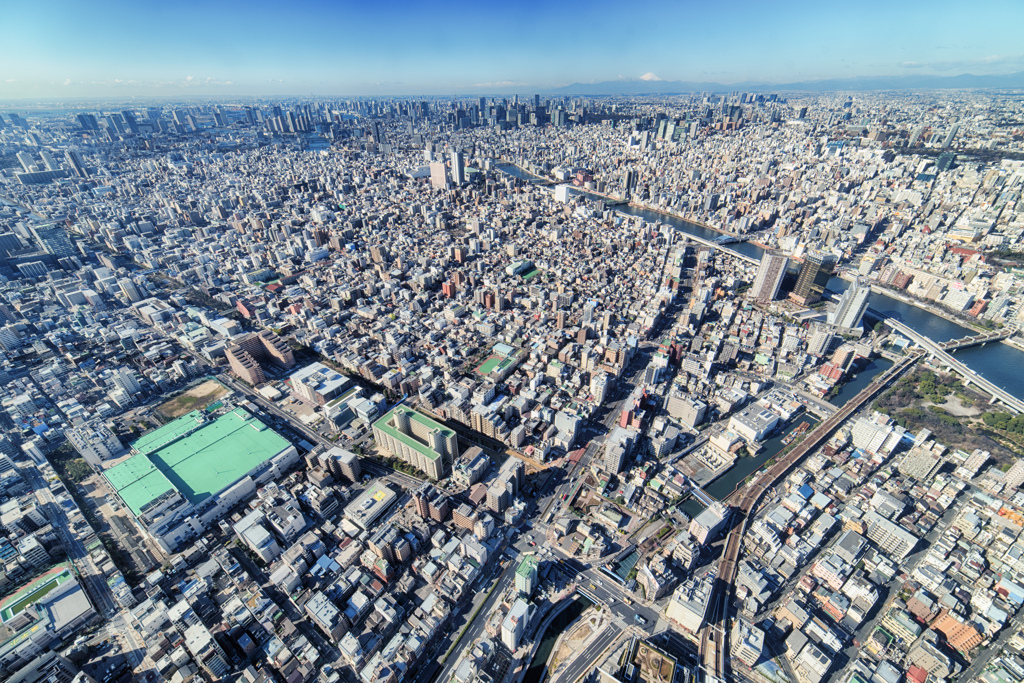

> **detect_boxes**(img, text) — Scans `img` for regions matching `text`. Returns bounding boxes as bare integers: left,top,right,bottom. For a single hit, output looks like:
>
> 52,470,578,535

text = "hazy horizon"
4,0,1024,100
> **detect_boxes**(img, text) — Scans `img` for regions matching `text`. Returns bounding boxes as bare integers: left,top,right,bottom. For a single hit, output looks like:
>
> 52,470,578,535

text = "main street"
20,461,118,617
421,551,520,683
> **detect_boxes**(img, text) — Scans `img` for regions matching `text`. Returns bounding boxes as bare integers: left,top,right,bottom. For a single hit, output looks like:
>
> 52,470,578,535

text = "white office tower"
941,124,959,149
829,278,871,329
429,161,448,190
118,278,143,303
16,152,35,173
807,325,835,357
749,253,788,302
590,372,613,404
450,150,465,185
111,367,143,396
40,150,60,171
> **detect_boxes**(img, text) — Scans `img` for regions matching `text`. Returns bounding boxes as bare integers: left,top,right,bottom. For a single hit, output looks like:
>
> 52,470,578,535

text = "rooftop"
343,481,398,530
373,405,453,461
516,555,538,579
105,408,290,515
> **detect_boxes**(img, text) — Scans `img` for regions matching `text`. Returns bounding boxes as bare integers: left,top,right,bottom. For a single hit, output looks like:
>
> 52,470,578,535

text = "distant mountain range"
546,71,1024,95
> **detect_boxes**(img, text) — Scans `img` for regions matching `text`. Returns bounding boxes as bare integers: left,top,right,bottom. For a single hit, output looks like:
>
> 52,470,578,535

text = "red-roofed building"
967,300,987,318
237,298,257,318
818,363,844,381
906,665,928,683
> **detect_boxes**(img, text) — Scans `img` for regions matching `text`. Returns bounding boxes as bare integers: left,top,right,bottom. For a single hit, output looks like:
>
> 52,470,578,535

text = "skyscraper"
429,161,448,190
807,324,835,357
16,152,34,173
64,150,88,178
450,150,465,185
29,224,76,259
749,253,789,302
39,150,60,171
118,278,143,303
790,251,837,304
941,124,959,149
121,110,139,134
829,277,871,329
76,113,99,130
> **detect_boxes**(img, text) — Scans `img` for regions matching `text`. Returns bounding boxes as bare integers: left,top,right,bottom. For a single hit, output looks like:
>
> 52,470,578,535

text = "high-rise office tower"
790,251,837,304
749,253,789,302
429,161,448,190
64,150,88,178
807,324,835,357
121,110,139,133
16,152,34,173
39,150,60,171
105,115,126,135
450,150,465,185
829,277,871,329
118,278,143,303
515,555,538,596
941,124,959,149
30,224,77,259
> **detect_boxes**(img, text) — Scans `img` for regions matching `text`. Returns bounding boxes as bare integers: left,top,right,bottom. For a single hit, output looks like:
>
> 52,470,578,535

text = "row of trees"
982,411,1024,434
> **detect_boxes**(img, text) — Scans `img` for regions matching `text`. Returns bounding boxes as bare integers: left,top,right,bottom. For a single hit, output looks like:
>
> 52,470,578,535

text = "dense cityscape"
0,88,1023,683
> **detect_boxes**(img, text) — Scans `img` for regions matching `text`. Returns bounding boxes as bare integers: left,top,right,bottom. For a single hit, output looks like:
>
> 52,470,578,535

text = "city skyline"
4,0,1024,99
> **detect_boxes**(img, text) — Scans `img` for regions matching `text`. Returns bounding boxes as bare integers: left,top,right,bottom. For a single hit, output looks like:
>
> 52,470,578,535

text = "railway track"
696,353,919,681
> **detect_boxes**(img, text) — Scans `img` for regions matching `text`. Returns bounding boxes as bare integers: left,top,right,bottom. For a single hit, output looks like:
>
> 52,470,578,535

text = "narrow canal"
522,596,595,683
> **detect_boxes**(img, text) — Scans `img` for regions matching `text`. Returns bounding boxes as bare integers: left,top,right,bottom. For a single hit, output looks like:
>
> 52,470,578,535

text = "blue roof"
797,484,814,500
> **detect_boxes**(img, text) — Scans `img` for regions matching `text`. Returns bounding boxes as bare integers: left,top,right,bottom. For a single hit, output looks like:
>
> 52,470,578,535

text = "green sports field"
476,355,503,375
0,567,72,622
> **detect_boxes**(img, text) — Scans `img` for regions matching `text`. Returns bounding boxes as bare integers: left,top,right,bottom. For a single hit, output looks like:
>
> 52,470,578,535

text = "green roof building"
515,555,538,596
104,409,297,553
372,406,457,480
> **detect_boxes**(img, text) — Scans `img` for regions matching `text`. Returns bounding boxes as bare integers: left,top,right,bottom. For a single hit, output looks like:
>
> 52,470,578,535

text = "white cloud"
469,80,526,88
640,72,662,81
63,78,72,86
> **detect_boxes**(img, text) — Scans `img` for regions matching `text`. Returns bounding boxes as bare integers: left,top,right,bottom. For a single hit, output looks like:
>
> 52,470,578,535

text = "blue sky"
3,0,1024,99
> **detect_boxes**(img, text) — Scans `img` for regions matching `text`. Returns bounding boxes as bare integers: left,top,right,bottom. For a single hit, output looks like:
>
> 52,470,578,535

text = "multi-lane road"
549,622,622,683
421,520,558,683
21,462,118,617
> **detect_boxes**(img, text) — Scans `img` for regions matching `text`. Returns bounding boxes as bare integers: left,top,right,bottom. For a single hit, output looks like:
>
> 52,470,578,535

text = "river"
495,162,1024,401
